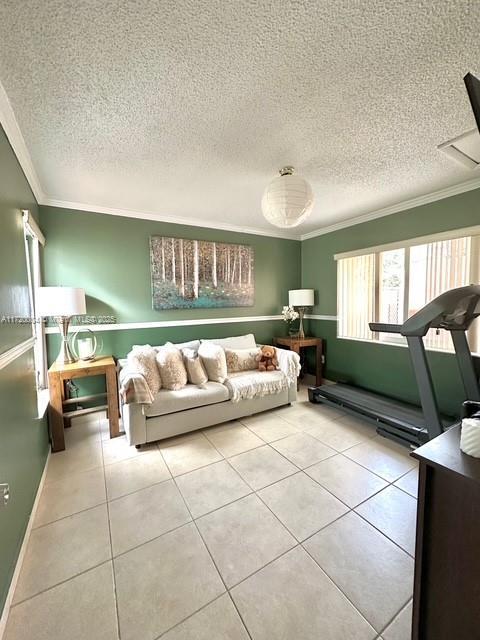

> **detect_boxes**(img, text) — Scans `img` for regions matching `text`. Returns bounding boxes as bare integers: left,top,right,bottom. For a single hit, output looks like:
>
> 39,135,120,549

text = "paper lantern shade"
262,168,314,228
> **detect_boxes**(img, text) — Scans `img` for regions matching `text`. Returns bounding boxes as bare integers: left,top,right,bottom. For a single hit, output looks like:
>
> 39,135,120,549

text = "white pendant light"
261,166,314,228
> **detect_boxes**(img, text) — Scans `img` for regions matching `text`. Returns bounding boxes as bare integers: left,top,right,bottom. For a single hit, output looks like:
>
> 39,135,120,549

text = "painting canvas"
150,236,254,309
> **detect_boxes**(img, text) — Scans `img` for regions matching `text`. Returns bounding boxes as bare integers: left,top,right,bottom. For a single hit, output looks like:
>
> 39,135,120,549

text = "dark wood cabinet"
411,426,480,640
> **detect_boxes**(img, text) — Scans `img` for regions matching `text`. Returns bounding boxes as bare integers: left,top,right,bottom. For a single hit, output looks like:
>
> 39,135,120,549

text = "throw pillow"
156,346,188,390
127,346,161,394
225,347,261,373
182,348,208,385
198,342,228,383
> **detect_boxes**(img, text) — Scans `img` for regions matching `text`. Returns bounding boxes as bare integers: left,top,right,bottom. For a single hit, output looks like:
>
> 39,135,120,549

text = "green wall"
40,206,301,393
302,188,480,417
0,126,49,615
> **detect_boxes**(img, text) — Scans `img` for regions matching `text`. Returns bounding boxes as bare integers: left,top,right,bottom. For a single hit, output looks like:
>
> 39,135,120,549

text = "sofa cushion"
201,333,256,350
144,381,230,417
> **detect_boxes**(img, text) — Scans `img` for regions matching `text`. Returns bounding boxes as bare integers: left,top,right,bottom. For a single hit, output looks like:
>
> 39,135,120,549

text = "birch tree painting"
150,236,254,309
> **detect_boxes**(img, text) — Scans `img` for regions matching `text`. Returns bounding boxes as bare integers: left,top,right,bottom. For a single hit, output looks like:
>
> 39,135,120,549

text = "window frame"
22,210,48,399
335,226,480,355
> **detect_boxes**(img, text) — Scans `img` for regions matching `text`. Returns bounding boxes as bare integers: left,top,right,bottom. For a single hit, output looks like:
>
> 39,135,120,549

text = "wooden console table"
411,426,480,639
273,336,323,386
48,356,120,452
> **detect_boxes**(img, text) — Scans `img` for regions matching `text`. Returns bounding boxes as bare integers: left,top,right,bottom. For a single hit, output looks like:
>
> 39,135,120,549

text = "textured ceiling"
0,0,479,237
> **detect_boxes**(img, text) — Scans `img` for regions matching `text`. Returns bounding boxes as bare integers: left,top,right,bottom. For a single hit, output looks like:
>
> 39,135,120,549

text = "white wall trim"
300,177,480,241
0,337,35,371
0,81,44,203
333,225,480,260
0,450,50,640
40,198,300,241
306,314,337,321
44,315,285,334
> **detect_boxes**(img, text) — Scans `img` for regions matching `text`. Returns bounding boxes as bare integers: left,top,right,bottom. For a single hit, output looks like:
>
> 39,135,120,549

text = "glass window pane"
378,248,405,343
408,237,471,352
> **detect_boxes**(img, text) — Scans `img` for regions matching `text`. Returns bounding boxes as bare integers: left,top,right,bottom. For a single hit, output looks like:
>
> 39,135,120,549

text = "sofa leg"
135,444,142,450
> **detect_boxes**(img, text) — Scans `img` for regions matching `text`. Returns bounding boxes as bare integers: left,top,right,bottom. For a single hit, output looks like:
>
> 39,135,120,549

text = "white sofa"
118,334,300,447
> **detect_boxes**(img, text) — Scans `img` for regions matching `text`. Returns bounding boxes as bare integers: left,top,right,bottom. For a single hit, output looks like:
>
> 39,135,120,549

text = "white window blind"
410,237,471,351
337,232,476,352
338,253,376,340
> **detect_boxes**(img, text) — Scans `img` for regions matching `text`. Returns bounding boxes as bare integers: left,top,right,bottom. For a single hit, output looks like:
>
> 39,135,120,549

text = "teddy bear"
255,345,279,372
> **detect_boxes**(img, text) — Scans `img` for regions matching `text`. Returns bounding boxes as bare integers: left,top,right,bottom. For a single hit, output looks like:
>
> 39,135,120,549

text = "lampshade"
36,287,86,317
289,289,314,307
262,167,314,228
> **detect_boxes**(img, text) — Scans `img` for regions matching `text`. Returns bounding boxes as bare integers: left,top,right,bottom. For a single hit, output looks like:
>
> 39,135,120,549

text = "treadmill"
309,285,480,448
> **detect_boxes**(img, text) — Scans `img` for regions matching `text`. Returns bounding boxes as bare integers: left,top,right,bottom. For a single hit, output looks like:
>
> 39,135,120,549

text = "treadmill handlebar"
369,322,403,333
370,286,480,337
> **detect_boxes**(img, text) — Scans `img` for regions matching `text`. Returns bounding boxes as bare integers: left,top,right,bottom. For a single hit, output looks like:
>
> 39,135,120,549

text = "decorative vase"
460,418,480,458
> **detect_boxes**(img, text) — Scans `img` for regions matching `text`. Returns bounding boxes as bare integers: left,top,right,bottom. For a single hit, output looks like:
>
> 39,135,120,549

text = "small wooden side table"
273,336,323,386
48,356,120,452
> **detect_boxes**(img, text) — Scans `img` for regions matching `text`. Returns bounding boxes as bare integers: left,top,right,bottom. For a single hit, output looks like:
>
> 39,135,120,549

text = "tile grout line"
100,425,122,640
157,447,254,640
32,498,108,531
10,559,114,609
15,403,415,637
204,414,417,623
301,542,379,636
153,593,227,640
375,597,413,638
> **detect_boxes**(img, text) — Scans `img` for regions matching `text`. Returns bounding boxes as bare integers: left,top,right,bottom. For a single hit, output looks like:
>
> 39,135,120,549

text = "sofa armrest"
122,403,147,446
118,361,155,405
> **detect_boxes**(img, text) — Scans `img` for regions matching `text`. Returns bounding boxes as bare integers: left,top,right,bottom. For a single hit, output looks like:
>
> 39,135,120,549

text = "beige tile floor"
5,385,417,640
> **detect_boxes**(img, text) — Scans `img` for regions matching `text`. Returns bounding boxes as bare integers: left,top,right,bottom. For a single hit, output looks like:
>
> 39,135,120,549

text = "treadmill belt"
314,383,452,432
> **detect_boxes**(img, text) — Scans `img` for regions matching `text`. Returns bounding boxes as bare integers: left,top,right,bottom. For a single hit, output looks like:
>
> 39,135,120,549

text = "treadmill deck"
309,383,453,446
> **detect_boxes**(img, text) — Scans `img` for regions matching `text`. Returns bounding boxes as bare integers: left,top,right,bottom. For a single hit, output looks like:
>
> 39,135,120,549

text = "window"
336,229,479,353
23,211,47,396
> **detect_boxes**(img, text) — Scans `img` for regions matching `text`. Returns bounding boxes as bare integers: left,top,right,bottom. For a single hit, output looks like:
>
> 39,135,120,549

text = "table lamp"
36,287,86,364
288,289,314,339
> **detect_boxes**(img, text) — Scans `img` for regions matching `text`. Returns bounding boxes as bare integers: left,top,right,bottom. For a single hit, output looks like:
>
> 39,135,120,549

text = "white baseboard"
0,450,50,640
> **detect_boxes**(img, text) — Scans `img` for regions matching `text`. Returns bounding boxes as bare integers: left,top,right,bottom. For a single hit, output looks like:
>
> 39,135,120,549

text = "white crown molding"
305,314,337,321
0,81,44,203
44,315,284,334
40,197,301,241
0,337,35,371
300,177,480,241
3,77,479,243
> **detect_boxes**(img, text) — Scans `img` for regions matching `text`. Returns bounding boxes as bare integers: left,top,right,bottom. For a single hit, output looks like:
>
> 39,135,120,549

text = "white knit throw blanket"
226,349,301,402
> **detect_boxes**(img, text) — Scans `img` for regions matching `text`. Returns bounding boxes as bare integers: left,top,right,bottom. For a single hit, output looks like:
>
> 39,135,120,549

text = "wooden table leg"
316,341,323,386
48,372,65,452
105,365,120,438
61,380,72,428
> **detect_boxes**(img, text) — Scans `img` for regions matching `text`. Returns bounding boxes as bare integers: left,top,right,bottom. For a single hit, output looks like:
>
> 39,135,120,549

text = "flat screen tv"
464,72,480,133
